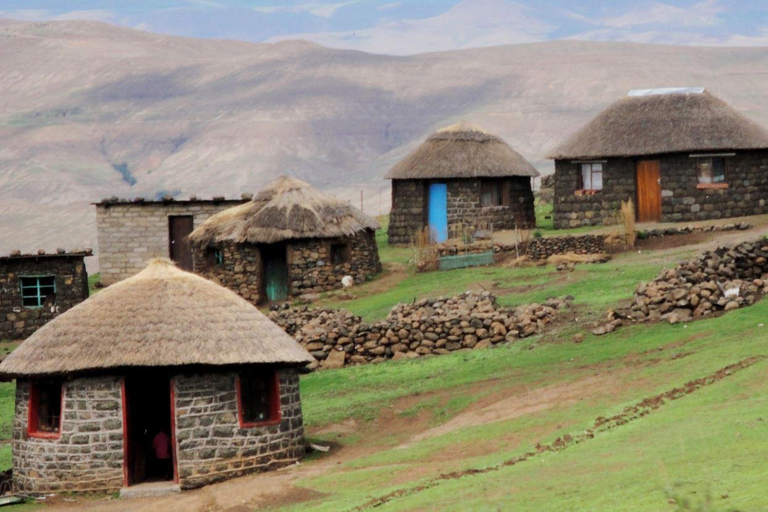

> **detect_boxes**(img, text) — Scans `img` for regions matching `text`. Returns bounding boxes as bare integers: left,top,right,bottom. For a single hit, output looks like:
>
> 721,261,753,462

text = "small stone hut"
189,176,382,304
0,250,90,340
95,196,247,285
0,259,314,494
386,122,539,245
548,88,768,228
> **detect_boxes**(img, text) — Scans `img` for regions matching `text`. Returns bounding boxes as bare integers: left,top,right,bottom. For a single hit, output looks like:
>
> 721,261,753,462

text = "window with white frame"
696,157,726,185
580,163,603,191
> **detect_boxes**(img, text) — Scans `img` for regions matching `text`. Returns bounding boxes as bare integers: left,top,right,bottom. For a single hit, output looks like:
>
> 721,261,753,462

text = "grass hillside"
280,224,768,511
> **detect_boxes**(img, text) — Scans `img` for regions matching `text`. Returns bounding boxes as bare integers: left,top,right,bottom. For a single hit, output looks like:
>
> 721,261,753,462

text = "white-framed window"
580,163,603,191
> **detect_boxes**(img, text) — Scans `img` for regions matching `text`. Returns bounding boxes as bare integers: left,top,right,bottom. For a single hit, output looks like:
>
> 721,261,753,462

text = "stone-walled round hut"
386,122,539,246
0,259,314,495
189,176,382,304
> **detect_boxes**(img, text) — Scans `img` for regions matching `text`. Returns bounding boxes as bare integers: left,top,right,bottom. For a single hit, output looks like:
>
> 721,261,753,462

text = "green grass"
88,272,101,296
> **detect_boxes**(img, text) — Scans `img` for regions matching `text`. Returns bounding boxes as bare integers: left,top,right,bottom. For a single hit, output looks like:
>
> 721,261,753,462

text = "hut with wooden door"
548,88,768,228
386,122,539,246
0,259,314,495
189,176,382,304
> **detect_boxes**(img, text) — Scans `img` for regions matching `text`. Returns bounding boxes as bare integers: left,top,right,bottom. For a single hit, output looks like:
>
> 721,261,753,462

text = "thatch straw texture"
189,176,380,246
0,259,314,377
548,91,768,159
385,122,539,180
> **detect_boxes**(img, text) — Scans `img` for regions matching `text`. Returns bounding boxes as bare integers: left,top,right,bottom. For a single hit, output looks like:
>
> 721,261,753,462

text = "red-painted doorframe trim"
170,377,179,484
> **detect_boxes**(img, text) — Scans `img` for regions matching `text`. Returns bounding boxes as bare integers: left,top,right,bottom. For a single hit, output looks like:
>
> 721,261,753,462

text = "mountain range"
2,19,768,265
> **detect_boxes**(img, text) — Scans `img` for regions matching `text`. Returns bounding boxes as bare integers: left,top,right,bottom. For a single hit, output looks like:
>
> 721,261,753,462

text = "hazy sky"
2,0,768,54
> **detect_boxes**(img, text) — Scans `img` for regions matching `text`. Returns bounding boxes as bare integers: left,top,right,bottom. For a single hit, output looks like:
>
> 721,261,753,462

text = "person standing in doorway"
152,429,172,480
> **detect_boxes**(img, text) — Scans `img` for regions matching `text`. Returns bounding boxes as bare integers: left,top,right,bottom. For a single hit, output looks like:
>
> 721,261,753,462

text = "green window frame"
20,276,56,308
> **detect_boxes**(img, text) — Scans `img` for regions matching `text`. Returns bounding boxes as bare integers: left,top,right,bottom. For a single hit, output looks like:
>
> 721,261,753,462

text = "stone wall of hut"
96,200,243,285
12,377,124,494
553,151,768,229
388,178,535,246
193,231,381,305
174,368,305,489
0,255,88,340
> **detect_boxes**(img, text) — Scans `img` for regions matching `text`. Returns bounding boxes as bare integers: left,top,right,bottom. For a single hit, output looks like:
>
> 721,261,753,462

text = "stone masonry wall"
96,200,243,285
0,255,89,340
193,232,382,305
289,231,382,298
389,178,536,246
13,377,124,494
174,368,305,489
553,151,768,229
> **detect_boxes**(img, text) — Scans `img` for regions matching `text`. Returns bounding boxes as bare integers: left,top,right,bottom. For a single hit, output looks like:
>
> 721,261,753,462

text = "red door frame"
122,377,179,487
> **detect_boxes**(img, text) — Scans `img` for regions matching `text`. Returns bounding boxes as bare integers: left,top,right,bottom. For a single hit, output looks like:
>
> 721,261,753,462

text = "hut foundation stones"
0,251,90,340
268,292,571,367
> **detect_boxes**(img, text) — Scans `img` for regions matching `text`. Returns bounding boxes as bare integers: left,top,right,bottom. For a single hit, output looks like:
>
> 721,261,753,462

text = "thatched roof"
0,259,314,377
549,89,768,160
385,122,539,180
189,175,380,246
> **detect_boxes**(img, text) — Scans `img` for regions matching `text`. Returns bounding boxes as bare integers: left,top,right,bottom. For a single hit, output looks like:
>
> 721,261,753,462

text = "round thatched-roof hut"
0,259,313,495
385,122,539,245
189,175,382,304
548,88,768,228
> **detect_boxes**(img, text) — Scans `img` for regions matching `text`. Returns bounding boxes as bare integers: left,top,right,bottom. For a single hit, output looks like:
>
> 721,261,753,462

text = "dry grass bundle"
414,227,438,272
620,199,636,249
0,259,314,377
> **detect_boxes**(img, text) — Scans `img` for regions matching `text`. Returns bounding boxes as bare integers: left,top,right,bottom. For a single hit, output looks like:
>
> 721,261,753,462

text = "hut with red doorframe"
0,259,313,495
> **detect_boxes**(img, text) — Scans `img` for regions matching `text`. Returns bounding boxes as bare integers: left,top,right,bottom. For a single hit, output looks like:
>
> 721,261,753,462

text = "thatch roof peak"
0,259,314,377
386,122,539,180
189,175,380,246
548,90,768,160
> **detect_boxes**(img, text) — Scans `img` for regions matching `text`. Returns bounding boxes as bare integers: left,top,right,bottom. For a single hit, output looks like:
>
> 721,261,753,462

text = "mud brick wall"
193,243,262,304
173,368,305,489
389,178,536,246
289,232,382,297
12,377,124,494
553,151,768,229
388,180,426,246
0,255,88,340
96,200,243,285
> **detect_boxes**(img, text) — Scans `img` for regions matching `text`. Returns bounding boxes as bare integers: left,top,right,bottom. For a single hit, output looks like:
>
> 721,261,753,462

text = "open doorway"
262,243,289,302
123,374,175,486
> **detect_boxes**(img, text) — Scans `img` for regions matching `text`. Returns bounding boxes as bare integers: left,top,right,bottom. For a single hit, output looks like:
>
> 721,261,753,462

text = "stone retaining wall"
435,235,607,263
13,377,124,494
0,253,89,340
269,292,569,368
174,369,305,489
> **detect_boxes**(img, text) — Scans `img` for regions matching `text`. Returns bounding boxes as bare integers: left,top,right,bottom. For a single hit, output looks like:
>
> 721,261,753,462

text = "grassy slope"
284,224,768,511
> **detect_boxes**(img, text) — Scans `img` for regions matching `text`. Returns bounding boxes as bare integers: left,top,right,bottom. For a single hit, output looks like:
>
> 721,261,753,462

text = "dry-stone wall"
12,377,124,494
596,237,768,334
269,292,570,368
174,369,305,489
435,235,607,262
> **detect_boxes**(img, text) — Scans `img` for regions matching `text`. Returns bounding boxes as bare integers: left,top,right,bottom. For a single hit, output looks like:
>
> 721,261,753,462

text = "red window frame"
236,371,281,428
28,381,64,439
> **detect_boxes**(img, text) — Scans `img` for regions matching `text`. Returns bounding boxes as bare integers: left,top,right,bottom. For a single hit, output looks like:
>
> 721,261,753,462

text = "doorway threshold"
119,481,181,499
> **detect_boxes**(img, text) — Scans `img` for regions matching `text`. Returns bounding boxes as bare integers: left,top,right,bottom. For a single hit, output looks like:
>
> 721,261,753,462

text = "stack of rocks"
268,292,570,369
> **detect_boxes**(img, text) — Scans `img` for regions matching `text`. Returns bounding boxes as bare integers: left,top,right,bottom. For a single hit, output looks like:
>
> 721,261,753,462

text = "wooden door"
262,244,289,302
428,183,448,243
636,160,661,222
168,216,194,271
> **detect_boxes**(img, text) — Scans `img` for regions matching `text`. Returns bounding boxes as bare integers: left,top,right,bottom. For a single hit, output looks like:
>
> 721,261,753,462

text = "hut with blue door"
386,122,539,246
189,176,382,304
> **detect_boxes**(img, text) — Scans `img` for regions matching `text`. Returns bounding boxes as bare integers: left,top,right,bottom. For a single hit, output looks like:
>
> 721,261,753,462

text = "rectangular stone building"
549,88,768,228
95,197,246,285
0,250,90,340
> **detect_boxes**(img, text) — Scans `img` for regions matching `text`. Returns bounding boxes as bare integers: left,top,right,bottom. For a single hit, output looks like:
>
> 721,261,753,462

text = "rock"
322,349,346,369
724,301,740,311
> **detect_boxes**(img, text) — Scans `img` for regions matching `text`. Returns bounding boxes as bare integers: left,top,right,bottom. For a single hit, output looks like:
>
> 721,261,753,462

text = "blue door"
428,183,448,243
